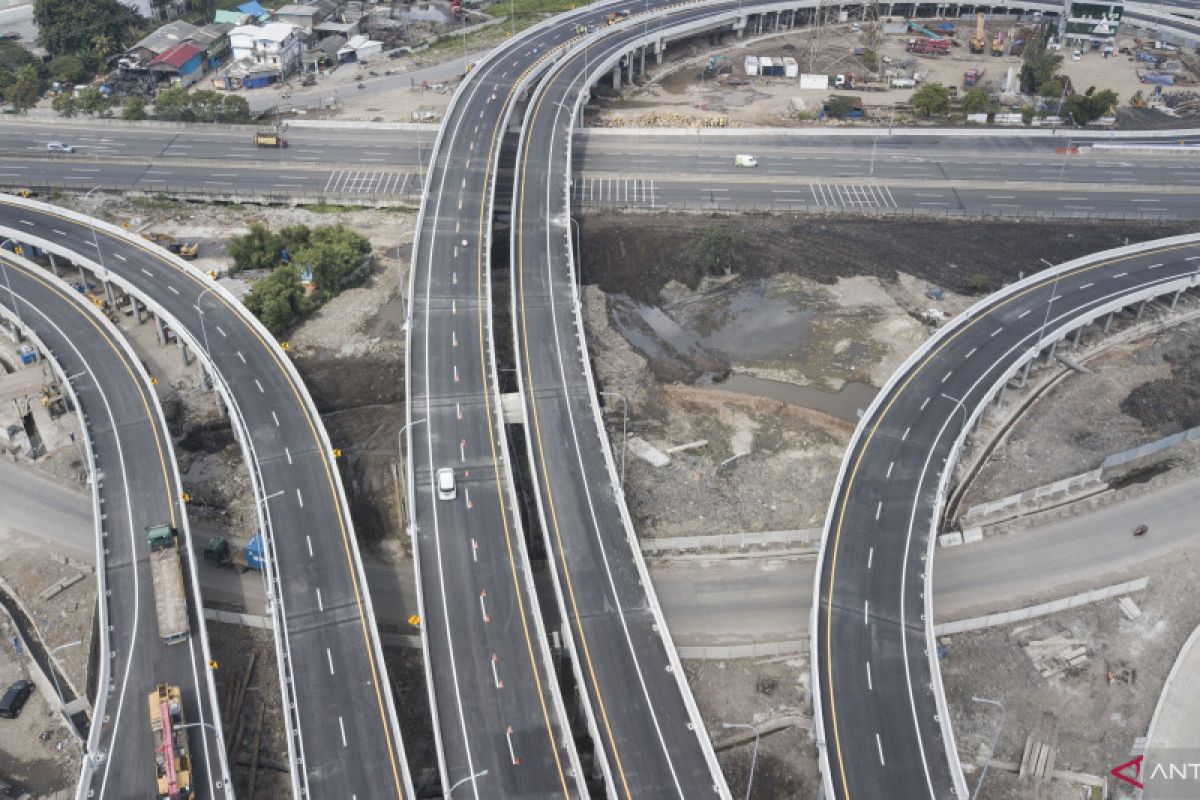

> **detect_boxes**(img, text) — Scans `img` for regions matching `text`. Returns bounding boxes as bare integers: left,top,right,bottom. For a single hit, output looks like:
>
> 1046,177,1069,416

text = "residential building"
337,34,382,64
189,23,233,69
129,20,199,62
229,22,305,76
274,4,325,30
149,42,205,86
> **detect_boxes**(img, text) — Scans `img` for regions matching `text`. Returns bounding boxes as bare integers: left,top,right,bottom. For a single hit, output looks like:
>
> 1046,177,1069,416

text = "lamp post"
445,768,488,797
598,391,627,489
1035,257,1062,348
47,640,83,713
0,239,21,325
722,722,761,800
971,696,1006,800
398,417,427,535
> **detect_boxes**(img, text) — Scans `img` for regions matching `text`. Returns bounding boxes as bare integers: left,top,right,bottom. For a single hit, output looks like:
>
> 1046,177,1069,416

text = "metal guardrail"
1102,424,1200,470
573,200,1200,220
0,252,232,798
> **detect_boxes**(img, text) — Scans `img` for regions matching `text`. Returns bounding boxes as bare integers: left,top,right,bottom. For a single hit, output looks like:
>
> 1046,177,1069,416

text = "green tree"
961,88,990,115
228,223,284,273
75,86,109,115
0,42,38,73
51,92,77,117
33,0,142,58
279,224,311,252
90,32,116,60
47,54,86,86
824,94,860,118
216,94,250,123
1019,24,1063,94
1063,87,1119,125
690,227,742,276
242,266,311,334
293,225,372,300
121,96,147,120
7,65,42,111
1038,78,1064,100
911,83,950,117
153,85,192,120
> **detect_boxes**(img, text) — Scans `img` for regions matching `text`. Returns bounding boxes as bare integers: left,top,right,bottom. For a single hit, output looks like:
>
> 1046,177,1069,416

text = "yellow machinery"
969,12,986,54
148,684,193,800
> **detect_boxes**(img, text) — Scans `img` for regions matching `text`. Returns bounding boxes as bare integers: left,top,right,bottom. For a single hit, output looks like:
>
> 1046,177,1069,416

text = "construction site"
590,5,1200,127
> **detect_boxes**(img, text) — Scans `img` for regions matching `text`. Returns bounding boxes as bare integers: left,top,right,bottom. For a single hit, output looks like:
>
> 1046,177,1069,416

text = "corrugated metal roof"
150,42,203,69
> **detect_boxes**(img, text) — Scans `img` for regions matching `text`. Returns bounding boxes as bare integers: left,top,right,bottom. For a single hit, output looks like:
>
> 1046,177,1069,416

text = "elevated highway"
0,251,228,798
0,196,413,800
814,233,1200,798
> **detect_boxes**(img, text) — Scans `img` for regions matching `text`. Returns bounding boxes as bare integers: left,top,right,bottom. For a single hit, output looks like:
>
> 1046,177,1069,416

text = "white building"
337,34,382,63
229,22,305,75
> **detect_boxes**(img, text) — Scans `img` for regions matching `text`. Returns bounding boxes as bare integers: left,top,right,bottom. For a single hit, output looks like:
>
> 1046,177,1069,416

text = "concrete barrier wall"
934,577,1149,636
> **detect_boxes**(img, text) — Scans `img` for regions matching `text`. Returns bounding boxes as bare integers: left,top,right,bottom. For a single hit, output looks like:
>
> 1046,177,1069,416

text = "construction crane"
148,684,193,800
969,12,986,55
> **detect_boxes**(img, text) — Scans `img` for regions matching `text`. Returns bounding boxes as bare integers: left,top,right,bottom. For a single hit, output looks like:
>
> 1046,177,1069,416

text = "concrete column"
655,41,664,63
1044,340,1058,364
639,45,645,76
154,315,166,346
133,298,144,324
626,51,633,85
103,281,116,308
774,11,780,31
736,21,744,38
612,65,621,90
1019,358,1033,387
1103,311,1114,333
1171,289,1182,310
179,341,191,367
1136,299,1147,321
995,385,1006,407
215,391,227,418
1072,326,1083,348
48,252,60,277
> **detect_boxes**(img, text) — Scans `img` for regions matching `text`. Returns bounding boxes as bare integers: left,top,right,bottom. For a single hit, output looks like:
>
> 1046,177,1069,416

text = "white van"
734,154,758,168
46,141,74,153
436,468,456,501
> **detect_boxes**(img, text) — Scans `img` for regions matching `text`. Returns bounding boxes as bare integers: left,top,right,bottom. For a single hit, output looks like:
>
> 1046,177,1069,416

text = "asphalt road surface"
0,256,226,799
816,238,1200,800
0,199,414,800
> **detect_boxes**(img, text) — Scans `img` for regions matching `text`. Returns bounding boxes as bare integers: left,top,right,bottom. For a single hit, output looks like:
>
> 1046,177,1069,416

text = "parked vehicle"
204,535,265,572
0,680,33,719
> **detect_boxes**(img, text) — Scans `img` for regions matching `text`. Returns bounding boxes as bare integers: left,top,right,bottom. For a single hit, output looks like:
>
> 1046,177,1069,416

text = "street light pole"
0,241,21,325
971,696,1006,800
598,391,627,489
398,417,427,536
1035,257,1062,348
445,768,488,797
722,722,761,800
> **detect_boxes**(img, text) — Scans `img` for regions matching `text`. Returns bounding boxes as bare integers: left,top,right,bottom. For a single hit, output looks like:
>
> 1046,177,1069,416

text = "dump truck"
203,535,265,573
254,131,287,148
147,525,190,645
148,684,193,800
166,241,199,260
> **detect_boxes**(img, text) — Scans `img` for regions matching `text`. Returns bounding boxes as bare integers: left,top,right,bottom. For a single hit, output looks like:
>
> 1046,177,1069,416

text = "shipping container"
782,57,799,78
743,55,759,76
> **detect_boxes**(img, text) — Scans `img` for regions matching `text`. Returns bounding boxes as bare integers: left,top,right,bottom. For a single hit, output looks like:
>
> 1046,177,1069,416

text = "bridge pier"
154,314,167,346
639,45,645,75
611,64,621,90
1043,340,1057,364
1072,325,1083,348
132,297,144,324
1018,357,1033,387
1171,289,1183,310
626,50,633,85
1102,311,1115,333
103,281,117,309
47,252,60,278
1136,298,1148,321
178,339,192,366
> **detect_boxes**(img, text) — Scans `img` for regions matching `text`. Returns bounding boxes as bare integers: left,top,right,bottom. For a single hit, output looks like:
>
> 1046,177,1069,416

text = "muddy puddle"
610,277,879,418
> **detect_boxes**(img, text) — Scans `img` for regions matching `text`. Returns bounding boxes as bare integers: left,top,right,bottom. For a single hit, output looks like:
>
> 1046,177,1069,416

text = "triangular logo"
1111,754,1144,789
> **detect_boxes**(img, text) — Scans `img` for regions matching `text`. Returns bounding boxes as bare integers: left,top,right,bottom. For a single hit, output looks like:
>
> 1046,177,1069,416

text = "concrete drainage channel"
0,581,89,740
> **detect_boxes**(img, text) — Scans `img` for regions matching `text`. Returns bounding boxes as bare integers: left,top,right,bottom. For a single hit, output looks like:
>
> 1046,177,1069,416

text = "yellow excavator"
969,12,986,54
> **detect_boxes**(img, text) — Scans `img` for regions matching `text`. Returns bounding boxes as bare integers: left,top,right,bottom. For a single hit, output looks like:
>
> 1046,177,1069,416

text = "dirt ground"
959,316,1200,510
944,545,1200,800
594,21,1173,127
0,545,88,799
689,656,815,799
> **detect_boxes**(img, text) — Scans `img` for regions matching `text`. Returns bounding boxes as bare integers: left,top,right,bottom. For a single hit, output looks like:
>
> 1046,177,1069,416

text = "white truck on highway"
147,524,190,646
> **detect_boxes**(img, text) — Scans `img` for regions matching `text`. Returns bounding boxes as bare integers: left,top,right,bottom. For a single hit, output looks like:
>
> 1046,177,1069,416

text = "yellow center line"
0,201,410,800
822,241,1196,798
3,257,178,529
516,60,634,800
